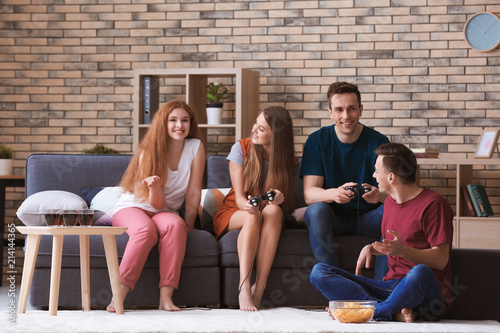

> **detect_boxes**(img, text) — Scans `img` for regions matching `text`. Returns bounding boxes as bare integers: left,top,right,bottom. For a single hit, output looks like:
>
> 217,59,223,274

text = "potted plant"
0,144,14,175
83,144,119,154
205,82,230,124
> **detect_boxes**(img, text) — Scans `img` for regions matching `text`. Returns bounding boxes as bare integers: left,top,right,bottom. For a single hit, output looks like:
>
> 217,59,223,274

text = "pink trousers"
112,207,188,291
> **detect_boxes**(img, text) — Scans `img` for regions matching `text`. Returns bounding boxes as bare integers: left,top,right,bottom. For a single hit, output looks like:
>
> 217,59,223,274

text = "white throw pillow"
16,190,88,226
90,186,123,213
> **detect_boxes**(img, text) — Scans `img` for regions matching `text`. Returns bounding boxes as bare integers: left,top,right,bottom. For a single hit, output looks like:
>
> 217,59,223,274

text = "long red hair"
119,100,198,201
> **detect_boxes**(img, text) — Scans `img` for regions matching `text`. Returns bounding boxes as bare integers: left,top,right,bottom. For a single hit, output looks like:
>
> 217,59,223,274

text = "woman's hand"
269,188,284,206
142,175,161,188
244,195,261,215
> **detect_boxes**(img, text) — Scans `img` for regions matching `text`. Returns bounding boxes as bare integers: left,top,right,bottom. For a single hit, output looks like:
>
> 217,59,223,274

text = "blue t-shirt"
300,124,390,216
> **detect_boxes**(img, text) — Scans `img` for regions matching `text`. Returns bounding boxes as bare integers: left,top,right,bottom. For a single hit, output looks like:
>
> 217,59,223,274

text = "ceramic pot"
206,103,223,124
0,159,13,175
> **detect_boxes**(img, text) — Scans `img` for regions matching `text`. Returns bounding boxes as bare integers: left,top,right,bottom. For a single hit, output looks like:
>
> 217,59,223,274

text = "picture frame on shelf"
474,130,500,159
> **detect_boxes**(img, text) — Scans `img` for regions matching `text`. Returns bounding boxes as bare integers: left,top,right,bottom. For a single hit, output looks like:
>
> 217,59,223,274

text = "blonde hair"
119,100,198,201
243,106,295,214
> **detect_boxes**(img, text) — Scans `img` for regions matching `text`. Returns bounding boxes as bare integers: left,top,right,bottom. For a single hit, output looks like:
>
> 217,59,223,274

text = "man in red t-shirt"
310,143,454,322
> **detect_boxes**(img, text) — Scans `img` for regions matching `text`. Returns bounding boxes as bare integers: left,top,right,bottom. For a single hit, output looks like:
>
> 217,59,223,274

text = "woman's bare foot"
251,284,265,309
395,308,415,322
107,284,130,313
239,287,258,311
159,286,181,311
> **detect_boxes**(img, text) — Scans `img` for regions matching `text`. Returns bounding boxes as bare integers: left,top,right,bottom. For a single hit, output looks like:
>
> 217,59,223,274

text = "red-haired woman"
213,106,297,311
107,100,205,312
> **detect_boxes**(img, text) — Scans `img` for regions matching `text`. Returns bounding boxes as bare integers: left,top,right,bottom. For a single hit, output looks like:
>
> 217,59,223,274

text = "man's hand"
361,184,381,204
355,244,374,276
334,182,358,204
372,230,404,257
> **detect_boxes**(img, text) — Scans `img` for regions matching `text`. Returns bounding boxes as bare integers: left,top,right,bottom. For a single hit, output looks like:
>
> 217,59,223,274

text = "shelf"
418,158,500,250
133,68,260,151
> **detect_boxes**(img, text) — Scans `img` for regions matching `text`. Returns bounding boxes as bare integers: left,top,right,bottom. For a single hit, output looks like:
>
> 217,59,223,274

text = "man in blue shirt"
300,82,390,279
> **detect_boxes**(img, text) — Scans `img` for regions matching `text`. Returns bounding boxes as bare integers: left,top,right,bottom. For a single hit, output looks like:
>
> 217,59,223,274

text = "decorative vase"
206,103,223,125
0,159,13,175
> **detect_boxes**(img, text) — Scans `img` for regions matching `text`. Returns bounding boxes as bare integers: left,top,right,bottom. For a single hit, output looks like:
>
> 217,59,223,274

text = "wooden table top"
16,226,127,236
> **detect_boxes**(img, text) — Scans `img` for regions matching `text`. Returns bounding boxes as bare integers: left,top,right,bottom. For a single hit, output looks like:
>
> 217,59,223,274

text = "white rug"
3,308,500,333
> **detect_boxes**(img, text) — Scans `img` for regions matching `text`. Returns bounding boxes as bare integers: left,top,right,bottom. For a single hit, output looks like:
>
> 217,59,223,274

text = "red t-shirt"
382,188,454,308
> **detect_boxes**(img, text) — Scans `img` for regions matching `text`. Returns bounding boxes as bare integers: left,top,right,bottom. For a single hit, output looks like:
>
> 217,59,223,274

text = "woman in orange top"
213,106,297,311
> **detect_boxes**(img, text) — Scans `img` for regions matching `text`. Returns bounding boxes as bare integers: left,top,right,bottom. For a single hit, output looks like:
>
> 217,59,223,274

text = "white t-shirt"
113,138,201,215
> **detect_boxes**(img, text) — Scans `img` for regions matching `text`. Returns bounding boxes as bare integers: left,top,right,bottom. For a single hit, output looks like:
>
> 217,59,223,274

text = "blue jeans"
310,263,445,321
304,202,388,280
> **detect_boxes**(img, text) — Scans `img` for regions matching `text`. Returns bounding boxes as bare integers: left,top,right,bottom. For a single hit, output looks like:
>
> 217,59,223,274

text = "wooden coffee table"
16,226,127,316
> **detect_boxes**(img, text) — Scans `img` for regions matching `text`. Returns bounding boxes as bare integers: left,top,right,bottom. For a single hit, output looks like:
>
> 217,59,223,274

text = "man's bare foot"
251,284,265,309
326,306,335,320
107,284,130,313
395,308,414,323
159,286,181,311
239,287,258,311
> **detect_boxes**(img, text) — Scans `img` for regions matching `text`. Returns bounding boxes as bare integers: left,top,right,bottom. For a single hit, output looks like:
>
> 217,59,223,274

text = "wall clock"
464,12,500,52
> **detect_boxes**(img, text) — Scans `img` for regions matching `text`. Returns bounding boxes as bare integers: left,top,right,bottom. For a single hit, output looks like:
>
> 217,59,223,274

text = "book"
411,148,439,154
460,185,476,217
414,152,439,158
466,184,493,217
472,185,494,217
466,184,484,217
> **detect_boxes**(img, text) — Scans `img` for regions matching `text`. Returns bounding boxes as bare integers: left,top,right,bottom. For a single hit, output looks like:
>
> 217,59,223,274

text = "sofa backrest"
205,154,307,209
25,154,132,198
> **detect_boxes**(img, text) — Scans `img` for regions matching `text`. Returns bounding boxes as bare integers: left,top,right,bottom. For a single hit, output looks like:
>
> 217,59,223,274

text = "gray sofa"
23,153,500,322
25,154,220,309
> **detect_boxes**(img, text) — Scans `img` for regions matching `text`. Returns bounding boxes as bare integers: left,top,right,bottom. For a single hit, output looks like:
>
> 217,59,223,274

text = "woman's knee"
155,213,188,237
262,204,283,222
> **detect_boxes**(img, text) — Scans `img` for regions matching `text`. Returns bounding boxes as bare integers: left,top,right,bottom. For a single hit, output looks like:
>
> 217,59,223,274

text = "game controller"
345,186,371,197
250,191,276,207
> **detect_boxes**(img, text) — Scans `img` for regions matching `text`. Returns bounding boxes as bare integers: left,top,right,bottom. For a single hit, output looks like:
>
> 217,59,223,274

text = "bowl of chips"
329,300,376,323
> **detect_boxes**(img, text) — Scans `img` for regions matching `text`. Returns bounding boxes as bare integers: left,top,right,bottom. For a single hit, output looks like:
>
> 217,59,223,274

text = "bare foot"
159,286,181,311
326,306,335,320
159,299,180,311
395,308,415,323
107,284,130,313
251,284,265,309
239,287,258,311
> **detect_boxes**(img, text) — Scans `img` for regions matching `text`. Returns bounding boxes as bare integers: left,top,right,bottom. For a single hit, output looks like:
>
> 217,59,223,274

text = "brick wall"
1,1,500,261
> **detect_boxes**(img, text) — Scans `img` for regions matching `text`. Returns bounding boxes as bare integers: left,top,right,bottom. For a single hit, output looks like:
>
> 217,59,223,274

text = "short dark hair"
327,82,361,109
375,143,418,184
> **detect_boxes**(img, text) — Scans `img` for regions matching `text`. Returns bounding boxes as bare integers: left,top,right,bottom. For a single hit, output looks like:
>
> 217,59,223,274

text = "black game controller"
345,186,371,197
250,191,276,207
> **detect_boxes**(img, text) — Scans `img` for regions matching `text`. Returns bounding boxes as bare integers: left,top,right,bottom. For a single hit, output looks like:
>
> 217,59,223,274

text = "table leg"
79,235,90,312
102,234,124,315
48,235,63,316
18,235,41,314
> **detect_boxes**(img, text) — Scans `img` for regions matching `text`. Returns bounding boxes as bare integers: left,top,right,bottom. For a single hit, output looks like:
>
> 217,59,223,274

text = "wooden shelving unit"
418,158,500,250
133,68,260,151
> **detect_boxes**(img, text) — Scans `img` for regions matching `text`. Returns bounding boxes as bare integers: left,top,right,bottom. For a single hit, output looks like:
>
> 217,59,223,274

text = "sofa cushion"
34,229,220,269
89,186,122,212
219,229,377,272
81,186,104,206
16,190,88,226
198,188,231,235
